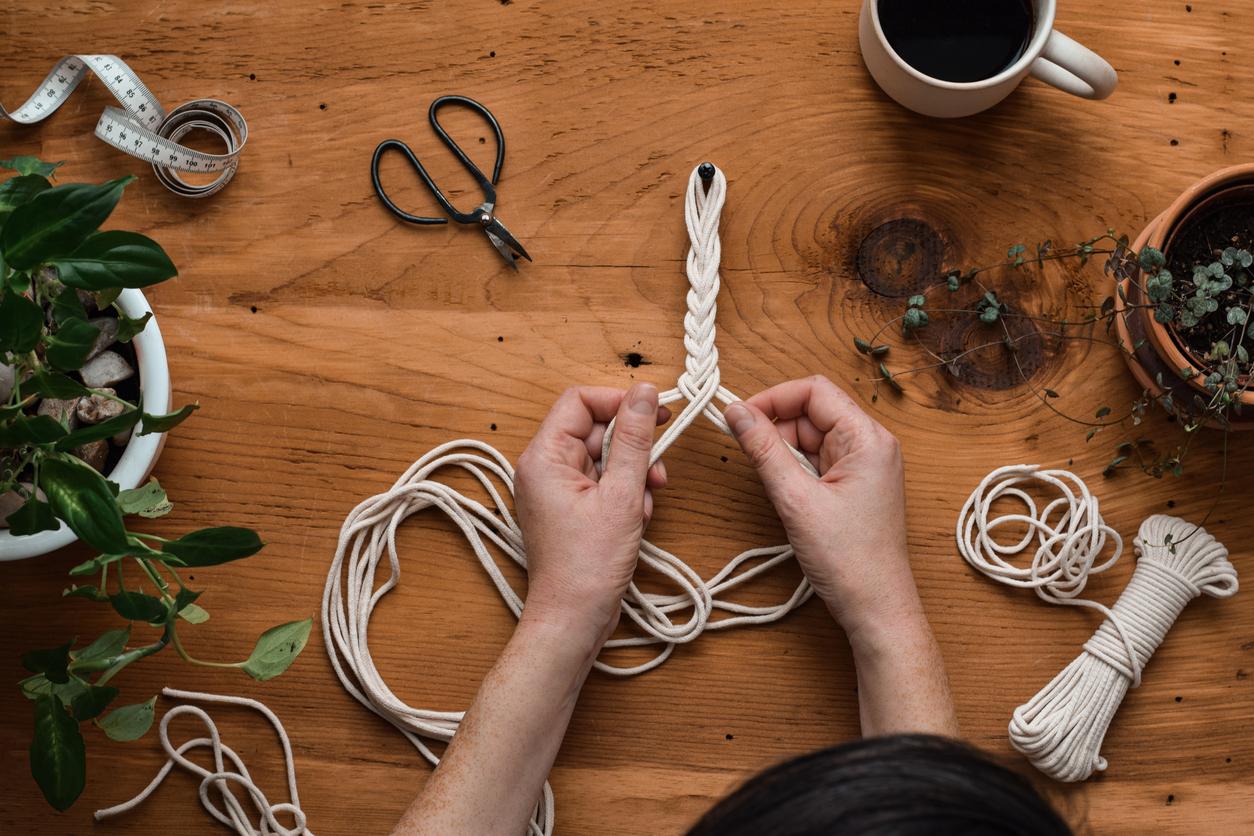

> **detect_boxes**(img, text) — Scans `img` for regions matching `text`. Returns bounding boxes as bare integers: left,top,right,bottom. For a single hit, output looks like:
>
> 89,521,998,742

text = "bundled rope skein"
322,163,816,835
957,464,1239,781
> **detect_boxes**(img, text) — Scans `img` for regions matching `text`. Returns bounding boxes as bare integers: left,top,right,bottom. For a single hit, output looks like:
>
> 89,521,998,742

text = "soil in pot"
1164,188,1254,377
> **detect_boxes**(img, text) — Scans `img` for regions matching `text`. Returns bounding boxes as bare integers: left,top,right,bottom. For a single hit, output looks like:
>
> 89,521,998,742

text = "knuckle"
613,422,654,454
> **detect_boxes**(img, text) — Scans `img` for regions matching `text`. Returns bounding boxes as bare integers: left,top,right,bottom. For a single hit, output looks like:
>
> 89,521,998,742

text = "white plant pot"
0,288,171,561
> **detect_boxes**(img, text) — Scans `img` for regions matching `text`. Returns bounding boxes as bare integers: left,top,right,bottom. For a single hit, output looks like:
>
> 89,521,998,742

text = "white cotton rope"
957,464,1239,782
95,687,312,836
322,163,817,836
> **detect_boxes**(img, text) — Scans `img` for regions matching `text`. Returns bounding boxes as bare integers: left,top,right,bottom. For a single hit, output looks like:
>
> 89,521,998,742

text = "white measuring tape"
1,55,248,198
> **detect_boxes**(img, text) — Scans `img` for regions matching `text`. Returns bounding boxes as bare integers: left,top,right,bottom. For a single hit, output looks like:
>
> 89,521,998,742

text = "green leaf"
95,696,156,742
1095,406,1112,419
30,695,85,811
27,369,89,400
1043,389,1060,398
1139,246,1166,271
241,619,312,681
70,684,118,721
2,177,133,270
116,479,173,518
0,288,44,353
6,496,59,535
49,286,87,326
44,317,100,371
0,415,69,446
174,587,209,624
109,590,166,623
39,457,129,554
162,526,264,567
138,403,199,436
1227,307,1248,326
853,337,871,354
0,156,63,177
946,274,960,291
21,641,72,684
114,311,152,343
74,628,130,663
62,584,108,602
0,174,51,226
50,231,177,291
53,407,140,451
979,306,1000,323
878,363,903,394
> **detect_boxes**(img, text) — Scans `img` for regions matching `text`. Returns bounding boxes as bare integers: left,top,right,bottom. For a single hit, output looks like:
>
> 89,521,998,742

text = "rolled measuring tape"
0,55,247,198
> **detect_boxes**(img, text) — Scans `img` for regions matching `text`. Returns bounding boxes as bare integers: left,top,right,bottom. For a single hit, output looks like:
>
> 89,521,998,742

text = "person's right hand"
722,376,923,645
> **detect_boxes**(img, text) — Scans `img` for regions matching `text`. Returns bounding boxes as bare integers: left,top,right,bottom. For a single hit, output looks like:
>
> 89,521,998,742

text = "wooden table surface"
2,1,1252,833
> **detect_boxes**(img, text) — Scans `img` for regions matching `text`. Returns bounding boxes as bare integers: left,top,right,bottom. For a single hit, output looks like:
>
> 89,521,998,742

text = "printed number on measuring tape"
1,55,248,198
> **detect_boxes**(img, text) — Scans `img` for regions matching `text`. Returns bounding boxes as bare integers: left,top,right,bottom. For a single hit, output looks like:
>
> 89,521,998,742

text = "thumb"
602,383,658,495
724,401,812,507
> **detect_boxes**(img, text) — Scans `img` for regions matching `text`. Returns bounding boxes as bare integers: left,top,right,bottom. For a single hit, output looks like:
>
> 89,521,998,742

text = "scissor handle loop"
369,95,505,226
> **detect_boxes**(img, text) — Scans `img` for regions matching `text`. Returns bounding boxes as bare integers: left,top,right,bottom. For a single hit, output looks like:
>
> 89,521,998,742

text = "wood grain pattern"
1,1,1252,833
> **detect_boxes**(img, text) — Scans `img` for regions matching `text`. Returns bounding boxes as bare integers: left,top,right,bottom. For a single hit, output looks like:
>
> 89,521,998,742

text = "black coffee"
877,0,1035,83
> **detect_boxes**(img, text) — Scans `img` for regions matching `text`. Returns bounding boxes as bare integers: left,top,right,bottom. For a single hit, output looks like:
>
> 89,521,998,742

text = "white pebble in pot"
79,350,134,389
77,389,125,425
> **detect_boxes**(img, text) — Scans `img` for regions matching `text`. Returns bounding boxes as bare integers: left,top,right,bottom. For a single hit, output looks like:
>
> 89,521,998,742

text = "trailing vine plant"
850,230,1250,483
0,157,312,811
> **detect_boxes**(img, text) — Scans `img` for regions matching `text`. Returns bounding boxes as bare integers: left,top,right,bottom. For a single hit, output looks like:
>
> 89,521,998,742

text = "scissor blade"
484,228,521,270
484,216,532,264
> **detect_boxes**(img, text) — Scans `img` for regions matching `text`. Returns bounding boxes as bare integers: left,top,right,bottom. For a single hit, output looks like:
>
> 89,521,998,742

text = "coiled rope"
95,687,311,835
957,464,1239,781
322,163,815,835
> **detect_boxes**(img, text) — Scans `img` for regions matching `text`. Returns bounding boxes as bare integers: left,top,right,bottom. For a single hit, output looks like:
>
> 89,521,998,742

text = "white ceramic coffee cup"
859,0,1117,118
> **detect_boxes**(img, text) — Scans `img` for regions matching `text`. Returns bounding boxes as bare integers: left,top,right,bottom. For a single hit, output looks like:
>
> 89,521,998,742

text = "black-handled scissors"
370,95,531,269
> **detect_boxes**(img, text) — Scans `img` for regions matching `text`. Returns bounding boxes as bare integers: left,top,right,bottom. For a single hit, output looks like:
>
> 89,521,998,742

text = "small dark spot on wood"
1168,92,1178,103
1237,669,1248,679
250,305,258,314
1227,757,1233,763
479,137,487,144
1167,499,1176,508
720,455,728,463
724,733,734,741
1166,794,1175,805
499,0,512,5
1170,139,1179,146
1185,3,1191,10
249,73,256,81
319,103,327,110
489,50,497,58
490,423,497,431
1024,434,1039,442
1174,695,1183,703
1174,59,1181,66
622,352,649,368
497,335,504,342
1067,458,1074,466
189,575,196,581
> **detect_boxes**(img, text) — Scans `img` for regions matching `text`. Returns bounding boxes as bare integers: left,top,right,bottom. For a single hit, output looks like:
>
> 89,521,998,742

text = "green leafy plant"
850,231,1248,484
1,158,312,811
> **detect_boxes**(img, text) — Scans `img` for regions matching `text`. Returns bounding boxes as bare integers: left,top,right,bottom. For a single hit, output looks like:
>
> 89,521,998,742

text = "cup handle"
1029,30,1117,100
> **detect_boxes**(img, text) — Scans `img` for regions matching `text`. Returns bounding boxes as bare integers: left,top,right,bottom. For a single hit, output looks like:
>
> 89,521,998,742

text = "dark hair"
687,734,1072,836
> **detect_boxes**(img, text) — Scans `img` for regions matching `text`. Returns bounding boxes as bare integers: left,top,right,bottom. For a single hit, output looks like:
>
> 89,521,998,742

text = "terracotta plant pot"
0,289,172,561
1114,163,1254,428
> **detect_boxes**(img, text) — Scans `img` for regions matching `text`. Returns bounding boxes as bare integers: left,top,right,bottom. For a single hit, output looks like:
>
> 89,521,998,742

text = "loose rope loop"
956,465,1239,781
323,163,815,835
95,688,312,835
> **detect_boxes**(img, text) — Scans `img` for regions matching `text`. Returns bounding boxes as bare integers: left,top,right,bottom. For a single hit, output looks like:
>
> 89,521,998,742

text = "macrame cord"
95,687,312,835
321,163,815,835
957,464,1238,782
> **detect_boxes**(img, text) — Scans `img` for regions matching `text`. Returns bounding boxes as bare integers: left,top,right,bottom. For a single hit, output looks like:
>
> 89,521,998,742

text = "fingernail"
629,383,657,415
725,402,755,436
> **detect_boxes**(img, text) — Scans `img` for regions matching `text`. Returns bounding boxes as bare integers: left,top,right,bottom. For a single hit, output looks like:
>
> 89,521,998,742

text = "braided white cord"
95,688,311,835
323,164,815,835
957,465,1239,781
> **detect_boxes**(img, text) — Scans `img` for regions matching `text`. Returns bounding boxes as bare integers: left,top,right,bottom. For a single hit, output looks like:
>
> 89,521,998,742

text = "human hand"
514,384,669,645
722,376,923,647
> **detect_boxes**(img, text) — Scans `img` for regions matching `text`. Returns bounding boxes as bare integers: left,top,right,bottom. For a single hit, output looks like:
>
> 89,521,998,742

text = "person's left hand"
514,384,669,644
